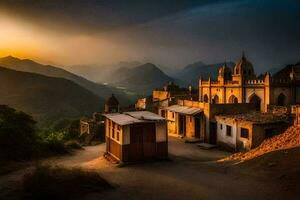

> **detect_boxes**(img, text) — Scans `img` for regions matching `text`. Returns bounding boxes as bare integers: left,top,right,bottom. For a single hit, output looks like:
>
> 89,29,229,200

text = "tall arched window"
212,95,219,104
203,94,209,103
229,95,238,104
277,93,286,106
249,94,261,111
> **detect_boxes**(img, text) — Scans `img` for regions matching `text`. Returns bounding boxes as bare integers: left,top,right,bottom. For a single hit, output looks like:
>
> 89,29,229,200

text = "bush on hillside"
0,105,82,161
0,105,37,160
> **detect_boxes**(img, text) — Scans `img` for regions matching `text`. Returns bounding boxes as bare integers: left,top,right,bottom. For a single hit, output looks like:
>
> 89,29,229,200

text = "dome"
234,53,255,77
106,94,119,106
218,63,232,80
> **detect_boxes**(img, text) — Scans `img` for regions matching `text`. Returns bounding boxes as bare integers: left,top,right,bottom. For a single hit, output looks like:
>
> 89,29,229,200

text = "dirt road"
0,137,298,200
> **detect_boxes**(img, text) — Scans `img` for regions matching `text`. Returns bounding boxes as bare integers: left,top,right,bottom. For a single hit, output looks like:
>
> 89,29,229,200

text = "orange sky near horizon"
0,12,141,67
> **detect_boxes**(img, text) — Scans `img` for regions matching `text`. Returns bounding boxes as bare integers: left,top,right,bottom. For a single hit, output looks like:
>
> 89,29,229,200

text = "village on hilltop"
80,53,300,163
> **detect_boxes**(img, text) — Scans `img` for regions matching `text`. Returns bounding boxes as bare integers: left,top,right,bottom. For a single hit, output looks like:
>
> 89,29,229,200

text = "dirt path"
0,138,298,200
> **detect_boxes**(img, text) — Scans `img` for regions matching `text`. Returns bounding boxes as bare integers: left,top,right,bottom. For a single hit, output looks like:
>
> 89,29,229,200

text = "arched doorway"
212,95,219,104
277,93,286,106
203,94,209,103
249,94,261,111
229,95,238,104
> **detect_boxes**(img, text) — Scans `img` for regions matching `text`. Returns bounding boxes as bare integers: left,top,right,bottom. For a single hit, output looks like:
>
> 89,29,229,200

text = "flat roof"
215,112,288,124
103,111,165,126
165,105,203,115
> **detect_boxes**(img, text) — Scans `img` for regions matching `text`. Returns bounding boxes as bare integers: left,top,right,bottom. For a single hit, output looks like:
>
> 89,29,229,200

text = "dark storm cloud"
0,0,228,33
0,0,299,72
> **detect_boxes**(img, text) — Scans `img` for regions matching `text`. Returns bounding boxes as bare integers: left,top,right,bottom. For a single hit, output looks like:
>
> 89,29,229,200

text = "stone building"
80,112,104,143
153,81,195,102
199,54,300,112
215,112,290,151
104,94,120,113
162,99,257,143
135,81,196,113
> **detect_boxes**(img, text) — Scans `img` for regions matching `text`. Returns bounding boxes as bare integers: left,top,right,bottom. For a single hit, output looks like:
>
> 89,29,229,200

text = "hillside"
0,66,103,127
112,63,175,94
175,61,235,86
0,56,133,105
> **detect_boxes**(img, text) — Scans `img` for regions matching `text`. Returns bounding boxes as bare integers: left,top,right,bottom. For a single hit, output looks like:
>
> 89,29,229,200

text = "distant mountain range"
0,56,134,105
65,61,142,83
174,61,235,86
110,63,175,95
0,66,102,127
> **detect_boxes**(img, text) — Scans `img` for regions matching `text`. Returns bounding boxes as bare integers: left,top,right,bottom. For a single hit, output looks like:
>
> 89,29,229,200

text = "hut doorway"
179,114,186,136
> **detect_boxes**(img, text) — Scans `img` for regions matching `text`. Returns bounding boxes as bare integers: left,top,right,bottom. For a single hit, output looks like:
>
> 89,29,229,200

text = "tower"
232,52,255,83
104,94,120,113
217,62,232,84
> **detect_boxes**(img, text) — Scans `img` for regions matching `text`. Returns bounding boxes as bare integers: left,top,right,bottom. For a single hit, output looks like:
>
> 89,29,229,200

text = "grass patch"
22,165,112,200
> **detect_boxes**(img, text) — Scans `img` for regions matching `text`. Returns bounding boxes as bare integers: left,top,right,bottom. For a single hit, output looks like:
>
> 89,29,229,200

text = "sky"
0,0,299,73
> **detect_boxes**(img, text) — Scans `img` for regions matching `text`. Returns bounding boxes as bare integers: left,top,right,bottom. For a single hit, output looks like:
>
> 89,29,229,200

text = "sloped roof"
106,94,119,106
125,111,165,121
165,105,203,115
103,111,165,125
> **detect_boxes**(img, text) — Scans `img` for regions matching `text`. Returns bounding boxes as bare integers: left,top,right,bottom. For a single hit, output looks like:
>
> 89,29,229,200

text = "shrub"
22,165,112,200
64,140,82,149
41,132,66,154
0,105,37,160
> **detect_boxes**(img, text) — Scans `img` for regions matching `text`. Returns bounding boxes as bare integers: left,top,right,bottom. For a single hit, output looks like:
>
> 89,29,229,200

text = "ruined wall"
153,90,169,101
166,110,177,135
185,115,195,138
210,103,256,120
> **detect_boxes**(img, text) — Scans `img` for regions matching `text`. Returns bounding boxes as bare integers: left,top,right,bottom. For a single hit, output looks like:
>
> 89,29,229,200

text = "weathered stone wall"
210,103,256,120
153,90,169,101
185,115,195,138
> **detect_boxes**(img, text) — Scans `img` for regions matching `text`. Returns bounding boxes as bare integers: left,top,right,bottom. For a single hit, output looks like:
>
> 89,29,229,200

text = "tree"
0,105,37,160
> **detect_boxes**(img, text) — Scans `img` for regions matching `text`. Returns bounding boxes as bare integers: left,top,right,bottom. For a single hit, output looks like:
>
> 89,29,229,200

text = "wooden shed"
103,111,168,162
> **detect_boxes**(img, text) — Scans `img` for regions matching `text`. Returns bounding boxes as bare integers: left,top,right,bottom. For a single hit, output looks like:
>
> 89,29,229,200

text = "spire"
290,66,296,80
242,51,246,60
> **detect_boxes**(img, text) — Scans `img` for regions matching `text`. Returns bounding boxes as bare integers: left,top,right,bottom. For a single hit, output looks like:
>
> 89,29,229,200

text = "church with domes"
199,53,300,112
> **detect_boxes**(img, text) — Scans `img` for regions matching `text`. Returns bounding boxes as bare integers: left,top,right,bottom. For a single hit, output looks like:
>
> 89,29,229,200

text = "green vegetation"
0,105,82,162
0,105,37,160
22,165,112,200
0,66,103,128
